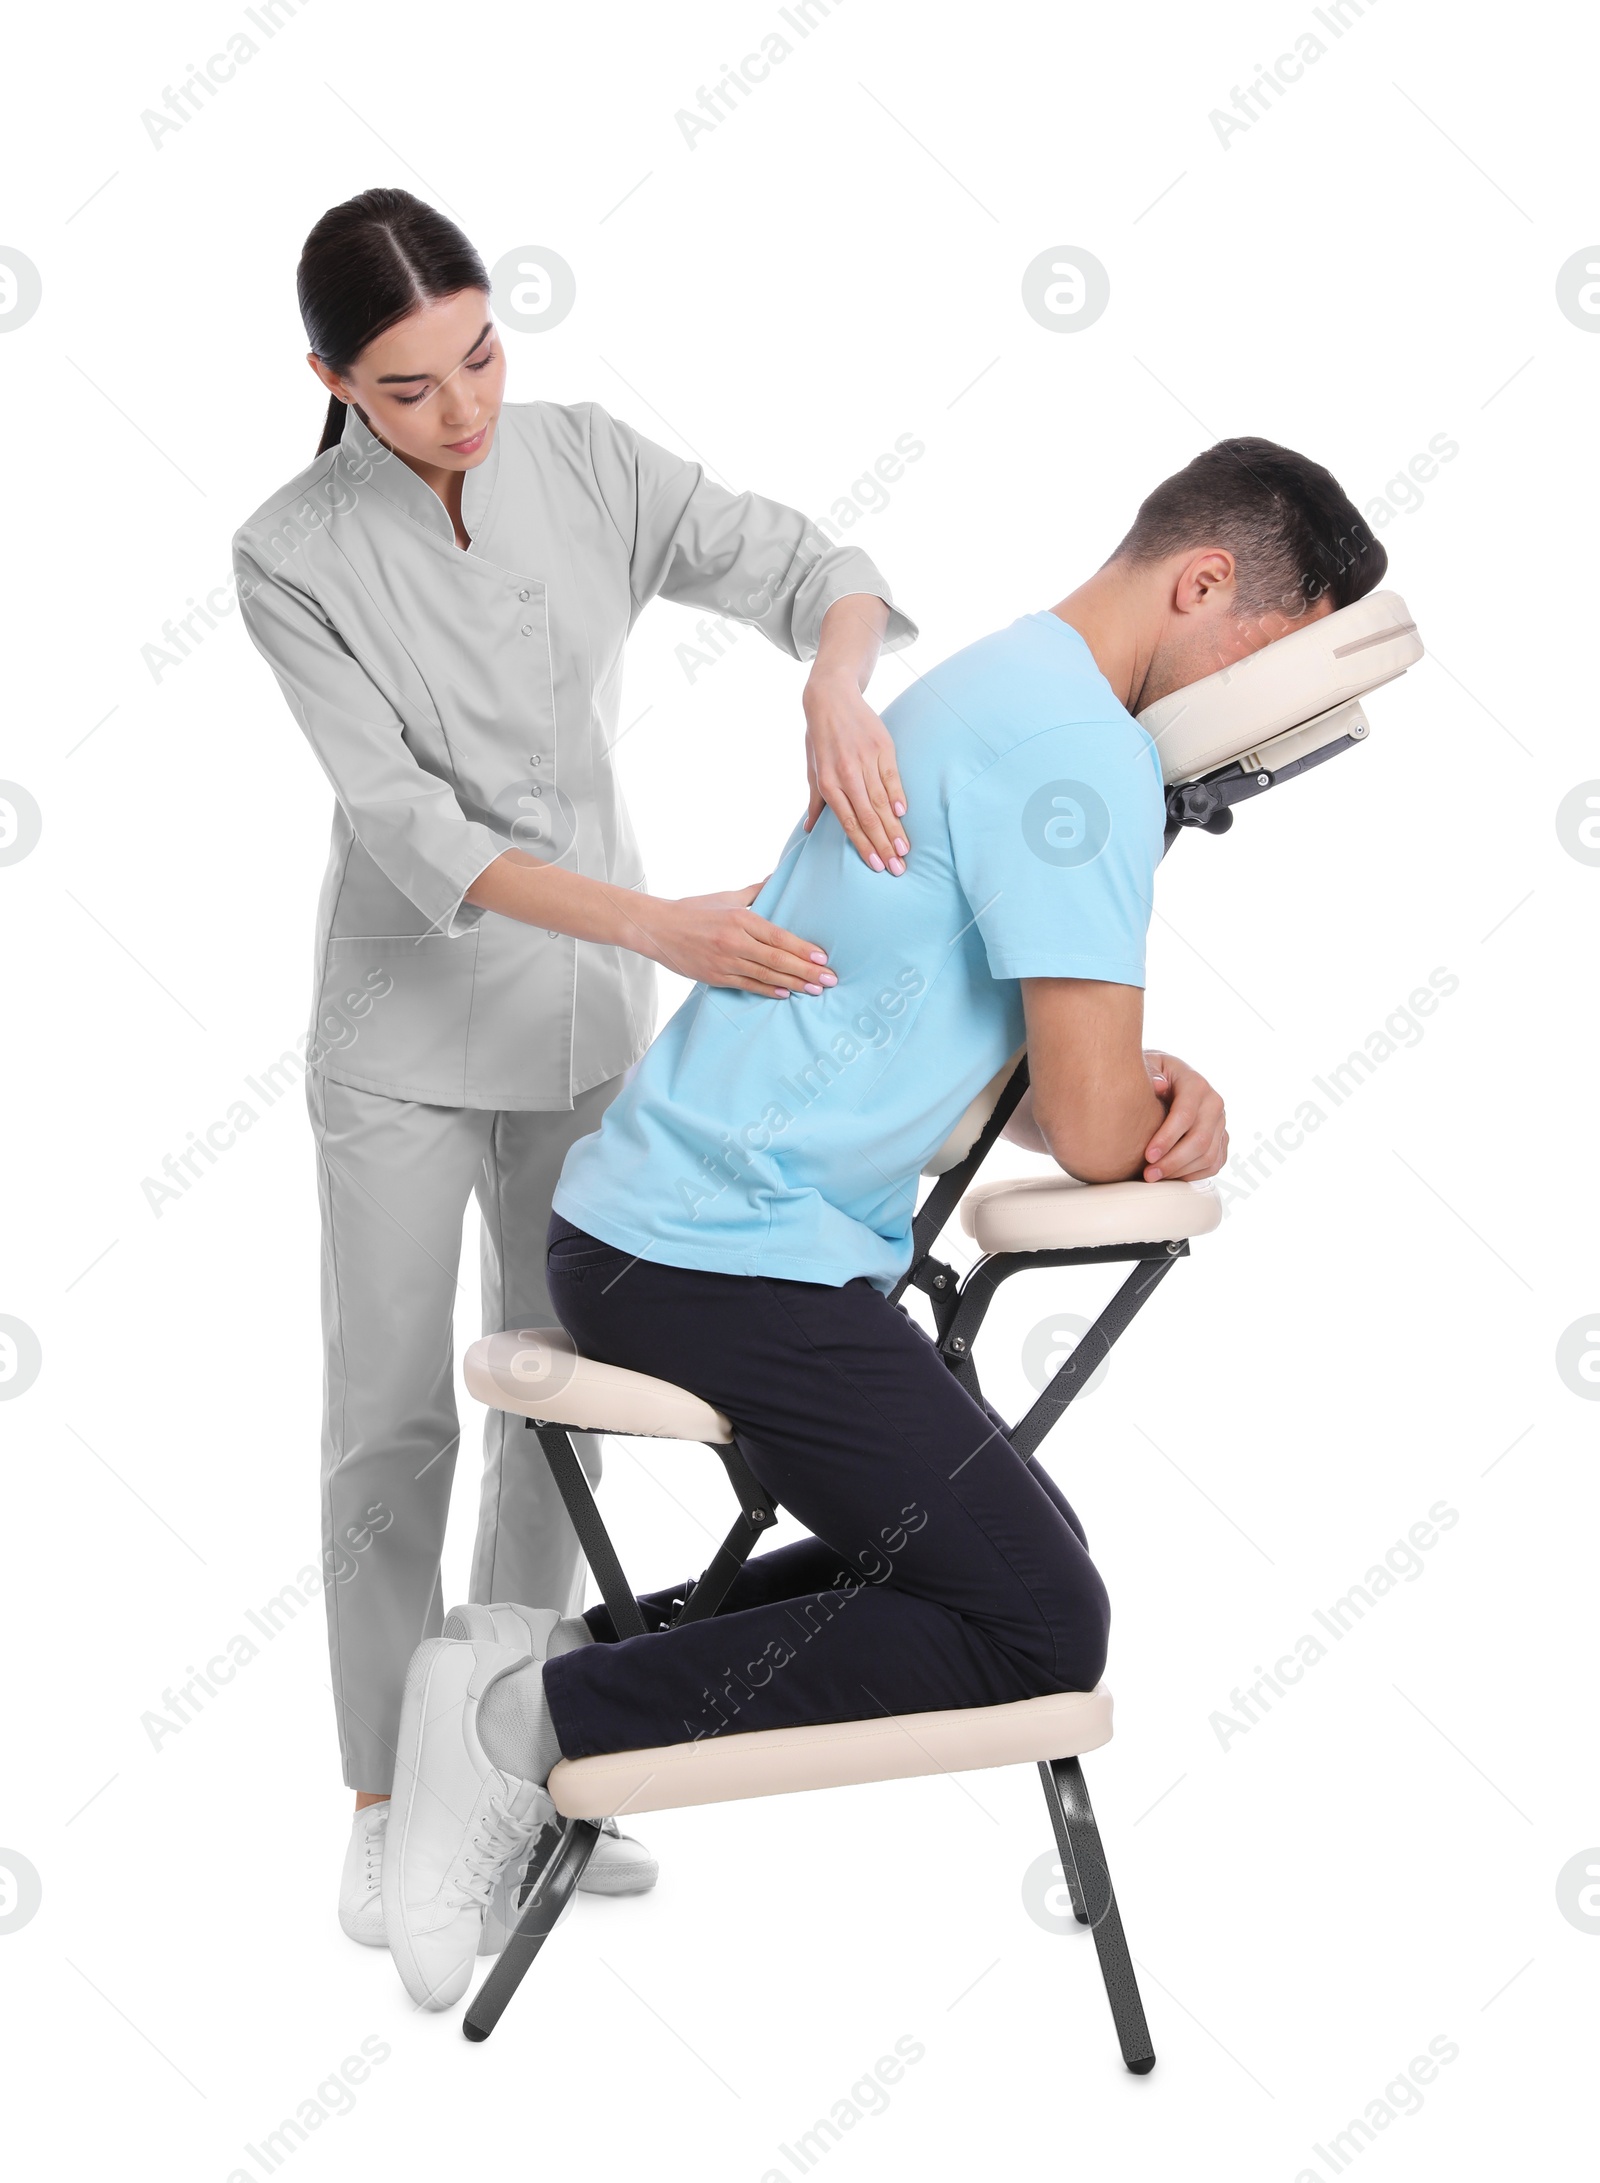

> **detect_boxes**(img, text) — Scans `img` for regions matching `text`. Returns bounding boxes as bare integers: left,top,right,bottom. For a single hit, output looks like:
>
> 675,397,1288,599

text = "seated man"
384,437,1387,2006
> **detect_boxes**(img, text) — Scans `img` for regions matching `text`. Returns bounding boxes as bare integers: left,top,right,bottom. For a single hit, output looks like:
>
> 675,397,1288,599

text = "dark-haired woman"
231,188,918,1944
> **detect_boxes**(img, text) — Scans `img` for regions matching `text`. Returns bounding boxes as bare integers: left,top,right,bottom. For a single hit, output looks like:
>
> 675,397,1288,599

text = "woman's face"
310,287,506,470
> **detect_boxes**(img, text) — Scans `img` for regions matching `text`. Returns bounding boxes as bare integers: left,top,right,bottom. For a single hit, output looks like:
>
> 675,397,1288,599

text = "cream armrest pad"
463,1328,734,1444
960,1174,1222,1254
1136,588,1422,785
548,1686,1113,1818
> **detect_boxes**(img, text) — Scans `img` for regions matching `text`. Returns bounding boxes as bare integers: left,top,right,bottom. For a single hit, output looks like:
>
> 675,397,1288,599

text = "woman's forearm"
462,850,837,999
807,592,890,695
464,851,665,953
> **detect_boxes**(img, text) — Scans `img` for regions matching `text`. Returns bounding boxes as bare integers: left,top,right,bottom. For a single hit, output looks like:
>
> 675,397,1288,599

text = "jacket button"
518,588,532,601
520,622,535,636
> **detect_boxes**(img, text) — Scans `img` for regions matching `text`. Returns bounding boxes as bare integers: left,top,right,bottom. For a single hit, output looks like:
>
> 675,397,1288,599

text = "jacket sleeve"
233,533,505,939
583,403,918,661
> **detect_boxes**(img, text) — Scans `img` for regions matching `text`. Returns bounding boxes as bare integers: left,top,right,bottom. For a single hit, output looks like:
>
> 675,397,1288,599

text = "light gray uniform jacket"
232,400,917,1109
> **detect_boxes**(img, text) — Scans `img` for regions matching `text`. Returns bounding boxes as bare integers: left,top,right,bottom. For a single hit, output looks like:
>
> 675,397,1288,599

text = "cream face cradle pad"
1136,588,1422,839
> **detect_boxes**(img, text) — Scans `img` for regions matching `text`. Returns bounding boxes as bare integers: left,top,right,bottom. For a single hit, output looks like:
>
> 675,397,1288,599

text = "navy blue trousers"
540,1215,1110,1759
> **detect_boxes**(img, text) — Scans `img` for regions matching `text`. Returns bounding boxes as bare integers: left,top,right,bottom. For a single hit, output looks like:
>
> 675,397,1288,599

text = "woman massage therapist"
230,187,919,1939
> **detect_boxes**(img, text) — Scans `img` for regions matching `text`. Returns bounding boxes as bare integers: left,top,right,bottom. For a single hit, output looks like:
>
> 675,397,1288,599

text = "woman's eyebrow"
375,321,494,384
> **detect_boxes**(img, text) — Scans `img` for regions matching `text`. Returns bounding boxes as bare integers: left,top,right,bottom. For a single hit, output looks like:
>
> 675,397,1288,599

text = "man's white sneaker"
478,1812,570,1955
441,1602,563,1654
442,1601,659,1908
338,1801,390,1944
382,1637,553,2012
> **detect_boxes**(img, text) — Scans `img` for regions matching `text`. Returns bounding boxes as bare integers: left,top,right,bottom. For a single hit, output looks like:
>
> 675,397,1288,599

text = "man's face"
1138,561,1335,711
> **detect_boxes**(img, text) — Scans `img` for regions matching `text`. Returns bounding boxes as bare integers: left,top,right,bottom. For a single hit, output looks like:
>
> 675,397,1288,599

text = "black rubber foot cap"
462,2022,489,2043
1126,2055,1156,2075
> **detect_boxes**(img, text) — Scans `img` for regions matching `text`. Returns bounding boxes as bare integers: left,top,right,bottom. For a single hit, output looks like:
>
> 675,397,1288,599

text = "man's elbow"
1032,1104,1149,1184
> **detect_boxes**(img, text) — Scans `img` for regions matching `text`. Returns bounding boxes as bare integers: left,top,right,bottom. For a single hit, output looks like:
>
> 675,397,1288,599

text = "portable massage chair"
458,590,1425,2061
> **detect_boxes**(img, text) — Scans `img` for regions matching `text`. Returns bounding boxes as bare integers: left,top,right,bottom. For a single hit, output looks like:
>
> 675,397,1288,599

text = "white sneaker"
442,1601,563,1653
477,1815,660,1951
477,1816,659,1951
444,1600,659,1916
338,1802,390,1944
446,1601,569,1955
580,1820,660,1897
382,1637,554,2011
478,1812,572,1955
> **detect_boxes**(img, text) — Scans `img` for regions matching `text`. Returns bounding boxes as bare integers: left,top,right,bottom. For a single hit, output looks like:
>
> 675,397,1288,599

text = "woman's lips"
445,425,486,454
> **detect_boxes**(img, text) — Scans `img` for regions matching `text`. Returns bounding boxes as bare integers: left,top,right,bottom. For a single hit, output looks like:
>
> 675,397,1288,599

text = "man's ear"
1171,547,1237,616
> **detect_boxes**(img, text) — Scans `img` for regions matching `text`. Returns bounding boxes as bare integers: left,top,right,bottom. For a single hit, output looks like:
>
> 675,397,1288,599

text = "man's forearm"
1017,981,1168,1182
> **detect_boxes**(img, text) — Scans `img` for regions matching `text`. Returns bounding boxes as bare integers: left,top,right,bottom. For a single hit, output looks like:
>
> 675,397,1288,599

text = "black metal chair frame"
464,1062,1182,2067
463,743,1359,2059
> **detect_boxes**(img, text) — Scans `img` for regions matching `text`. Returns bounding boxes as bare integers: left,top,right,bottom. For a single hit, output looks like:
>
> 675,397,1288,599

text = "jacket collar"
338,403,502,544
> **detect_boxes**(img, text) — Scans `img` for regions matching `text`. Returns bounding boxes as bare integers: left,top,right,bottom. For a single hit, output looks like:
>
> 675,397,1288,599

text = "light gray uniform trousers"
307,1067,621,1790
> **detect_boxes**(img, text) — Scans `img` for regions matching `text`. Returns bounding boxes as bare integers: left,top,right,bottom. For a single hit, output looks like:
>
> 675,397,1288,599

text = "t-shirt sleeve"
946,720,1164,984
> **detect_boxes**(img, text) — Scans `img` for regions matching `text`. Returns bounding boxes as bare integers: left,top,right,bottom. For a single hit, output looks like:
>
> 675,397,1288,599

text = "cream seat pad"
549,1685,1114,1818
464,1327,734,1444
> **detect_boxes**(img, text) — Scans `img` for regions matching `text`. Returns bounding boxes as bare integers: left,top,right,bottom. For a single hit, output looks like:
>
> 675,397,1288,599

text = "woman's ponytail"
317,391,348,456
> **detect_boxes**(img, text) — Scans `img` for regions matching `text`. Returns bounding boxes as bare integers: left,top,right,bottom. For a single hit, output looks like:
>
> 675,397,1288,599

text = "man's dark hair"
1110,437,1386,617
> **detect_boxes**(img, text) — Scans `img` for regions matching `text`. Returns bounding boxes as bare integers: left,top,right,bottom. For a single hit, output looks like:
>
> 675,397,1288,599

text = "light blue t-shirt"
554,611,1165,1292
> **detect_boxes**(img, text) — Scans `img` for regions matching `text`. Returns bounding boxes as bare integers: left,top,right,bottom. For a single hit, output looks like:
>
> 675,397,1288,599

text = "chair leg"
530,1423,649,1639
463,1818,602,2043
1037,1757,1155,2075
1034,1759,1090,1924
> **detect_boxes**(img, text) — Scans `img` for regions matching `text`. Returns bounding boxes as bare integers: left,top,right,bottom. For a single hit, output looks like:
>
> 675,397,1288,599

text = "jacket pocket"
311,932,479,1099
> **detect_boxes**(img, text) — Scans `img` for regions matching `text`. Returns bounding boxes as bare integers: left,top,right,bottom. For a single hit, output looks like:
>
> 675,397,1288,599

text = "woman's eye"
394,345,492,404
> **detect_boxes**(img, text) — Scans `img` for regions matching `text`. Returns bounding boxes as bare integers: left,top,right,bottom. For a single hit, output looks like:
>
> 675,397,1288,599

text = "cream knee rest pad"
464,1327,734,1444
1137,587,1421,786
548,1684,1114,1819
961,1174,1221,1254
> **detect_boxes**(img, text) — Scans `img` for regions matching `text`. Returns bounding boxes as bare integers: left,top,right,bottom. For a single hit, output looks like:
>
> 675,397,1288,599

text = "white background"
1,0,1595,2176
